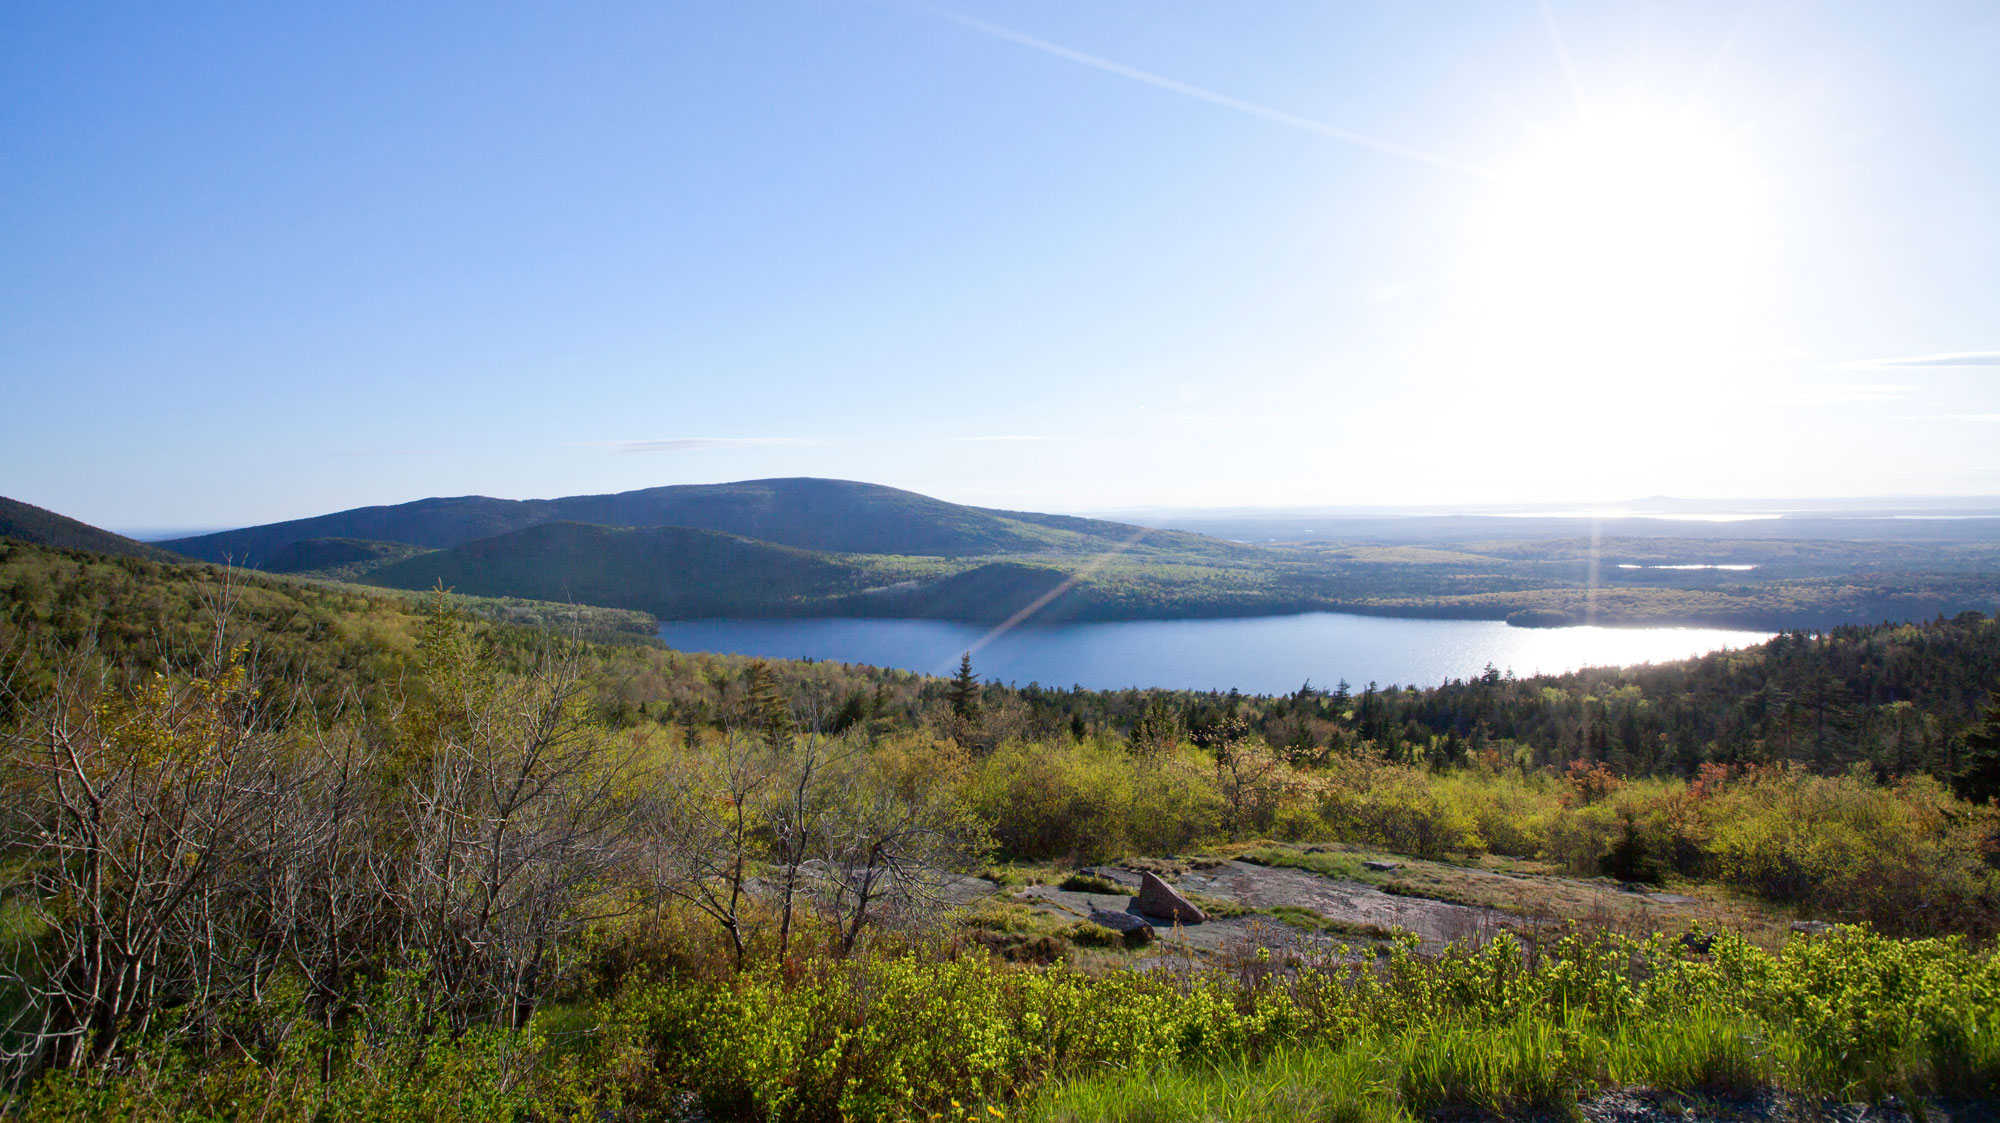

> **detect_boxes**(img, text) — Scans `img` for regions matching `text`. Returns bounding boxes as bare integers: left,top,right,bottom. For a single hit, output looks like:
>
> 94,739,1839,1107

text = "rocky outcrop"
1136,872,1206,924
1088,909,1156,945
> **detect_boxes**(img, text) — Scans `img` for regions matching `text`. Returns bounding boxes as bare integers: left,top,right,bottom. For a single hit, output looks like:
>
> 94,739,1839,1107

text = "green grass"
1265,905,1397,942
1604,1009,1773,1098
1235,845,1366,881
1031,1046,1406,1123
1392,1018,1585,1116
1057,873,1135,896
1030,1018,1756,1123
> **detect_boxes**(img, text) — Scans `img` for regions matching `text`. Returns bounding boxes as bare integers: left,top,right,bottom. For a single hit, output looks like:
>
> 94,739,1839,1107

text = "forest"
0,538,1997,1119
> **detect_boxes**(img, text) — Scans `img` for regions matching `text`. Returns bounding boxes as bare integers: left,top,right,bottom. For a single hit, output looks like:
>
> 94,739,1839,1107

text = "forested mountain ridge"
356,520,945,618
161,477,1243,564
0,494,183,561
63,481,2000,628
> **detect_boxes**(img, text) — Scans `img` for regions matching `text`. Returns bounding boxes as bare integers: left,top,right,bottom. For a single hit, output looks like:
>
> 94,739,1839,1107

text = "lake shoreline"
656,612,1777,694
648,601,1826,633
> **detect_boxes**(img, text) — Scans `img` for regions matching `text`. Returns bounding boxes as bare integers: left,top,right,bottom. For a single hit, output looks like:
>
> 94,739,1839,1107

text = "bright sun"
1472,105,1768,378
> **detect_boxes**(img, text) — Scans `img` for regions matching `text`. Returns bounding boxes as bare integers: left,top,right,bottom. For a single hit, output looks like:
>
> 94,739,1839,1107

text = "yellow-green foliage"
1311,757,1484,859
596,928,1998,1120
953,736,1997,932
27,927,1996,1120
1427,767,1560,858
967,740,1222,863
1030,928,1999,1122
1701,767,1998,931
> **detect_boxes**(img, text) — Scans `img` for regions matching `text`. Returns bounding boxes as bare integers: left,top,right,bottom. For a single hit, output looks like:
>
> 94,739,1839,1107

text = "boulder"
1088,909,1156,945
1136,872,1206,924
1362,860,1400,873
1790,920,1835,937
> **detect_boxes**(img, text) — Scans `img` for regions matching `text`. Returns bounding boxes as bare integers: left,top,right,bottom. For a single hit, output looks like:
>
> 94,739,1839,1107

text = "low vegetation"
0,536,1996,1118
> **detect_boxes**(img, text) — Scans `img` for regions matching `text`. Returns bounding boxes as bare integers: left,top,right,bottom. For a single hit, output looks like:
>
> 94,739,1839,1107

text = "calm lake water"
656,614,1774,694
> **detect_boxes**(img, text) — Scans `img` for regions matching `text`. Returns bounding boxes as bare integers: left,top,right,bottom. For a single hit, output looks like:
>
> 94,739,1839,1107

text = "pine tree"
1129,697,1183,757
740,659,792,743
947,652,981,722
1951,699,2000,804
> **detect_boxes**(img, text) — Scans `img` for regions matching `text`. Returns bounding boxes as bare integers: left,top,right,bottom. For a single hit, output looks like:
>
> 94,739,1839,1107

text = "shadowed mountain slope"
163,478,1240,565
259,537,432,576
162,496,559,564
0,495,182,561
355,521,913,619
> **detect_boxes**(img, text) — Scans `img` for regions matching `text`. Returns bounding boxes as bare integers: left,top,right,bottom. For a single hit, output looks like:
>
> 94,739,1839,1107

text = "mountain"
356,521,908,618
162,478,1236,565
141,479,2000,630
0,495,182,561
258,537,432,577
162,496,559,564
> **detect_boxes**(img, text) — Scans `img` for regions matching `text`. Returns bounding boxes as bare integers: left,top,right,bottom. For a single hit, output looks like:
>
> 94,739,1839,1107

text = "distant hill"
833,561,1088,621
0,495,181,561
142,478,2000,631
162,496,559,565
162,477,1236,565
356,521,913,618
259,537,432,576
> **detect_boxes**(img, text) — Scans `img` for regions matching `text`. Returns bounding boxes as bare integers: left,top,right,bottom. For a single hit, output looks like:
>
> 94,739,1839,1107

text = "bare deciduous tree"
811,757,983,956
1,624,280,1070
380,605,641,1030
1,584,648,1081
641,727,776,969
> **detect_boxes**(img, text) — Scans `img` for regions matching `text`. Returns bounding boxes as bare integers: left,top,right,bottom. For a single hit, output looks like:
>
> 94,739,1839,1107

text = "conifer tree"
1951,698,2000,804
947,652,981,722
740,659,792,743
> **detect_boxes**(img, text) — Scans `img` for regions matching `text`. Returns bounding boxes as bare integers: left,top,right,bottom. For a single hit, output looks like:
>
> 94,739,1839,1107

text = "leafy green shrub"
1702,768,2000,933
607,954,1306,1122
1430,769,1556,857
968,741,1223,862
15,924,1998,1119
1313,759,1485,858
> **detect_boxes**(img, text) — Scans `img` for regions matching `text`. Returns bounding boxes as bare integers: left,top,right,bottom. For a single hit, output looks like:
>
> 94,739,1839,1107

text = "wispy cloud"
1894,413,2000,423
582,437,816,454
912,4,1492,179
1835,351,2000,369
1772,383,1914,404
954,434,1057,443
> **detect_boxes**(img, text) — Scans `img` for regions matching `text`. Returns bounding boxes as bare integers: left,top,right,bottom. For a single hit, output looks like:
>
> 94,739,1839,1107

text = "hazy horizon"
92,481,2000,544
6,2,1998,528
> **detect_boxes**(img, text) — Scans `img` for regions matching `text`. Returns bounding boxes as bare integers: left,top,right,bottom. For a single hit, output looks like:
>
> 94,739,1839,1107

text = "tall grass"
1032,1046,1404,1123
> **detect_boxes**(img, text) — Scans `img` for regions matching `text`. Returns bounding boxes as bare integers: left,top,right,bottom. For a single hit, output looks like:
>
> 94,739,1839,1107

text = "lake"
655,614,1774,694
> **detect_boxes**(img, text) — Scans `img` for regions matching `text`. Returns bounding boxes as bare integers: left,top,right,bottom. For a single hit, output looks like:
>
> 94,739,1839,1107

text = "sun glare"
1473,106,1768,377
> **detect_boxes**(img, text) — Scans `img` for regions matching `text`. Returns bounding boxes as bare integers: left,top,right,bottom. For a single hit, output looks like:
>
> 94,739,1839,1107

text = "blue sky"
4,1,1997,530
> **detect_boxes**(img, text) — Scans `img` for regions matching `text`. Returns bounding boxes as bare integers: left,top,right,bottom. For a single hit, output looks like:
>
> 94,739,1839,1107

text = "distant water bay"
655,614,1774,694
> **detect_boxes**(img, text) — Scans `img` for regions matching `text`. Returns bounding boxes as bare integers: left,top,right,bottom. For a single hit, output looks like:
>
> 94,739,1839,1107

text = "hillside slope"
162,478,1244,565
0,495,181,561
161,495,559,564
355,521,928,618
